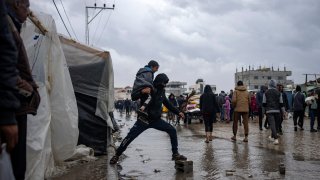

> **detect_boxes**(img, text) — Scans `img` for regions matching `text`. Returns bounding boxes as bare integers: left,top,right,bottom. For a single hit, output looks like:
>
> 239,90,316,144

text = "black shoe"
294,127,297,131
317,127,320,130
300,127,304,131
264,125,269,130
109,155,119,164
310,129,317,132
259,128,263,131
172,153,187,161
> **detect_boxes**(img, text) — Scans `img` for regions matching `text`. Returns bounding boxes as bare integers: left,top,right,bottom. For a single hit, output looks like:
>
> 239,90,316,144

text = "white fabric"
0,144,15,180
21,12,79,179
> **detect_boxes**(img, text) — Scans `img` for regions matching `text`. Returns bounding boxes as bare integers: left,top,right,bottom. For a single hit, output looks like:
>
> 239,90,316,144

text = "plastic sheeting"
60,37,115,128
21,12,79,179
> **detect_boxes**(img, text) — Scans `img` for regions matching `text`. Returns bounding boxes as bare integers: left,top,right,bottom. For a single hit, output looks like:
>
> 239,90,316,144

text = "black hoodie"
145,73,180,121
200,85,220,114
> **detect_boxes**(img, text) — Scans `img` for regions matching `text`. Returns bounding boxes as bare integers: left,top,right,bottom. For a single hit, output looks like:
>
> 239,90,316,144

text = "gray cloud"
30,0,320,92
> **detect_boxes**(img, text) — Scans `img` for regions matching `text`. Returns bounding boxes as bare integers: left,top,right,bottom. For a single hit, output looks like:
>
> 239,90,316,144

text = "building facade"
166,81,187,96
235,66,293,91
114,86,132,100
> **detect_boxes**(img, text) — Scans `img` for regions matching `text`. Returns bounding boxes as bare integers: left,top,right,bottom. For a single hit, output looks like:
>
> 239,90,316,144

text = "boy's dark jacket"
134,73,180,121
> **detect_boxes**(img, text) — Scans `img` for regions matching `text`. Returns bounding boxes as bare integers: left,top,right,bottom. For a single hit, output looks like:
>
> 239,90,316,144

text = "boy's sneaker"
172,153,187,161
294,127,297,131
268,136,273,141
273,139,279,145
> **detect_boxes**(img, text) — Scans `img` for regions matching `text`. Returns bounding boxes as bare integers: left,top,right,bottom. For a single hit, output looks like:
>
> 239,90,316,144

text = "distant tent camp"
60,36,115,155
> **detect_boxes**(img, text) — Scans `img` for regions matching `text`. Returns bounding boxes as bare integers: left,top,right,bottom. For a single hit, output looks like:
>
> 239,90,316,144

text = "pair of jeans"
293,110,304,127
310,109,317,129
267,113,280,139
116,119,178,156
220,106,225,121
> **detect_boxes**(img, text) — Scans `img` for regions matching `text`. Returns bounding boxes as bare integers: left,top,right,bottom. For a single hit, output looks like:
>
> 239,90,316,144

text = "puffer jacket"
232,85,250,112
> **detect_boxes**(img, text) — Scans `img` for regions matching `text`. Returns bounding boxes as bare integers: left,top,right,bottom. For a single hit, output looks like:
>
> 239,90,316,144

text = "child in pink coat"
224,96,231,123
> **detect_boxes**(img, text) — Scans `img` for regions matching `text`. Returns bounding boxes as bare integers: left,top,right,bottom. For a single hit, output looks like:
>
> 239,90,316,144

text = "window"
254,85,259,89
254,76,259,80
268,76,271,80
278,76,284,80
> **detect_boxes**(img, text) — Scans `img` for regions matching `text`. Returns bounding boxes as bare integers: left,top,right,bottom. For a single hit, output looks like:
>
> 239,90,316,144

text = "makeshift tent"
20,11,114,179
21,12,79,179
60,36,115,155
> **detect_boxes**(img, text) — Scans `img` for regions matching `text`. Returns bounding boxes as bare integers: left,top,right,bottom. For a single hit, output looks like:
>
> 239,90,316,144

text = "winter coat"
144,74,179,121
0,1,20,125
292,92,305,111
250,96,258,112
224,96,231,110
232,85,250,112
131,66,154,101
263,88,284,114
7,12,40,116
200,86,220,114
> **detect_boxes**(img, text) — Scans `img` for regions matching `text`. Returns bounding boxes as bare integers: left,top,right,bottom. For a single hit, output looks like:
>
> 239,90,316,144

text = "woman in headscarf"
200,85,220,143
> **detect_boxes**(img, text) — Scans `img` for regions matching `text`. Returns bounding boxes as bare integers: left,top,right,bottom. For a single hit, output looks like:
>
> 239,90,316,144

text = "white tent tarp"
21,12,79,179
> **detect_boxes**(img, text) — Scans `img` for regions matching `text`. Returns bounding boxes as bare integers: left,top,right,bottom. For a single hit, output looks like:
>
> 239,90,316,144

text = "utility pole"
85,3,115,45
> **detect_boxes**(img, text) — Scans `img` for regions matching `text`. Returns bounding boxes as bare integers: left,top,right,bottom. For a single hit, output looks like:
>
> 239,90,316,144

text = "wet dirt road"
114,112,320,180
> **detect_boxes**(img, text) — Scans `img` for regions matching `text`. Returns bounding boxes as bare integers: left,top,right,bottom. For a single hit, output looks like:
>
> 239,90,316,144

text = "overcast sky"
31,0,320,92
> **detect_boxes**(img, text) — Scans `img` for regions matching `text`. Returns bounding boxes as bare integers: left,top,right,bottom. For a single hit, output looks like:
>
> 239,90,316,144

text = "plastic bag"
0,144,15,180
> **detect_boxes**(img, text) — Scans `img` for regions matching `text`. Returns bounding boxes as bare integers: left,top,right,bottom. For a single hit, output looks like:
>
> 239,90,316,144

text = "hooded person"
256,85,268,130
292,85,306,131
200,85,220,143
262,79,285,145
231,81,250,142
110,73,187,164
224,96,231,122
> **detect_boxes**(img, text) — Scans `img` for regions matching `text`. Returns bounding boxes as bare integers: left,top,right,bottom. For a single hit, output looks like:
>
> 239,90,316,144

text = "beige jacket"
232,85,250,112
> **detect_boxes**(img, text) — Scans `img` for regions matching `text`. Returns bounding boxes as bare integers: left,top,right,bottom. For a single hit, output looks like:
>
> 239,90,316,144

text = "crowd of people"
201,80,320,145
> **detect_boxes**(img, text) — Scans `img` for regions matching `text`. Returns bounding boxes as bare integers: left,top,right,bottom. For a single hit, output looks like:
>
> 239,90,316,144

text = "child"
131,60,159,123
224,96,231,123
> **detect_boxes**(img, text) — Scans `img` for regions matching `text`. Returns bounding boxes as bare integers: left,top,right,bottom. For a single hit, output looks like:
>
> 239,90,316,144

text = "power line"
92,10,104,43
96,10,113,45
59,0,78,41
52,0,72,38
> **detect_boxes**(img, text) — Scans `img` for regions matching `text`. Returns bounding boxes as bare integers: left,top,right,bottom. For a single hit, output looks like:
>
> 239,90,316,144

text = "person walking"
309,92,318,132
124,98,131,116
168,93,178,124
224,96,231,123
200,85,220,143
277,84,289,135
256,86,267,130
217,91,226,122
263,80,285,145
292,85,305,131
250,92,258,121
109,74,187,164
229,90,234,121
231,81,250,142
